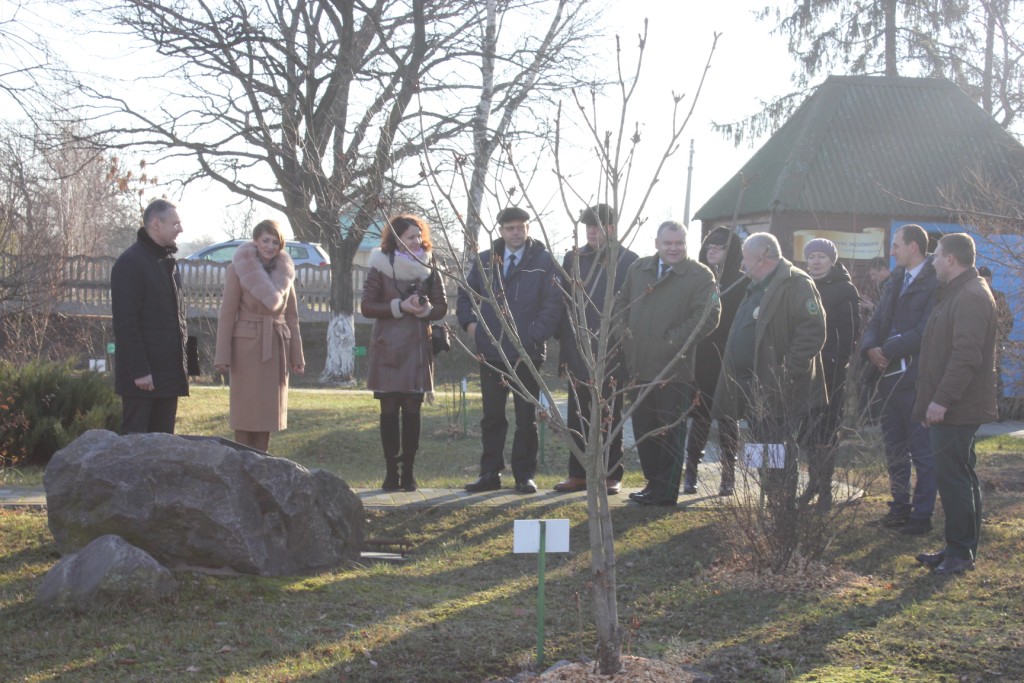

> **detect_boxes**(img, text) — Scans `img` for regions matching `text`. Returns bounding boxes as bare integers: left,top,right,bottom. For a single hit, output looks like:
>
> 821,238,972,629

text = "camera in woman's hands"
405,281,427,306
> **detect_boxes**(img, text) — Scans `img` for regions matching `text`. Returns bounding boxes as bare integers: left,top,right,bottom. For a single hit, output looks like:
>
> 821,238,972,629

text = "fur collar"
367,248,433,282
232,241,295,311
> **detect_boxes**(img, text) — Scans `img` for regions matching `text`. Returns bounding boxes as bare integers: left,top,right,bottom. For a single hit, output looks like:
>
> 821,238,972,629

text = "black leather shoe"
464,472,501,492
718,484,734,496
916,550,945,569
682,485,698,495
628,485,652,501
933,555,975,575
514,479,537,494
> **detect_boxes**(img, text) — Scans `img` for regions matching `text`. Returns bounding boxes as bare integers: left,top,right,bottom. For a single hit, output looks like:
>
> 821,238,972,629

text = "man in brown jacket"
912,233,997,575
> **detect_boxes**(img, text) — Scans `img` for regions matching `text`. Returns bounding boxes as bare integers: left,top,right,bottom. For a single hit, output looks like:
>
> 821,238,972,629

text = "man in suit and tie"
860,223,939,535
456,207,563,494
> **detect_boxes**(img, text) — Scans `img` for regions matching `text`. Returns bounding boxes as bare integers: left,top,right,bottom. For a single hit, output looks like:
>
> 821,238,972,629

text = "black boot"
380,412,401,491
682,454,699,494
399,408,421,492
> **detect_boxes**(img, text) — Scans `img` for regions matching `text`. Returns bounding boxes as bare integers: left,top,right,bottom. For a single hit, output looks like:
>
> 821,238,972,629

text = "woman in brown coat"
360,214,447,491
214,220,305,451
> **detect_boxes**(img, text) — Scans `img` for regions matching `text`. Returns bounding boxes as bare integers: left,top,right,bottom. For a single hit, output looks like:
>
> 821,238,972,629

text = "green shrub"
0,360,121,466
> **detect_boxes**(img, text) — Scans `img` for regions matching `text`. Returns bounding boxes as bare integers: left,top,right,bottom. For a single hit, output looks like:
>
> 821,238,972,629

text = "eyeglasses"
707,244,726,252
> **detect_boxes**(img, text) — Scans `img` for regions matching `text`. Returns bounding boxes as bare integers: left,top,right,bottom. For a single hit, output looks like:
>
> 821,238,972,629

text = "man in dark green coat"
713,232,826,511
617,220,720,506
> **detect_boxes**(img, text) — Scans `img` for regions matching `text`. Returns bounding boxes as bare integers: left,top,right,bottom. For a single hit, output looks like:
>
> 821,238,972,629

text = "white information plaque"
513,519,570,554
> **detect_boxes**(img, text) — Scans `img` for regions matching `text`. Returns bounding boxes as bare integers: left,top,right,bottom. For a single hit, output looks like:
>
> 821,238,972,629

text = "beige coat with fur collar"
215,242,304,432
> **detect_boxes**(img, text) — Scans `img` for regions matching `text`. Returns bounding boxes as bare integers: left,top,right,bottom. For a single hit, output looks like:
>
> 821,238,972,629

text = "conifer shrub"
0,361,120,466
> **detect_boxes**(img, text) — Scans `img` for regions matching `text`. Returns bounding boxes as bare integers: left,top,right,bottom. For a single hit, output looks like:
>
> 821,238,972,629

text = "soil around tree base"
517,655,709,682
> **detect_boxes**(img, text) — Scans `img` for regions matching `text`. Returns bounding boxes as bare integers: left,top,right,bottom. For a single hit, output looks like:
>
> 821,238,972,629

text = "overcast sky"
3,0,796,256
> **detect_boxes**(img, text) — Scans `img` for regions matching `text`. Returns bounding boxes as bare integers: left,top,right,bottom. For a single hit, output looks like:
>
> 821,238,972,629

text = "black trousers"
565,371,625,481
121,395,179,434
631,381,691,502
478,360,540,481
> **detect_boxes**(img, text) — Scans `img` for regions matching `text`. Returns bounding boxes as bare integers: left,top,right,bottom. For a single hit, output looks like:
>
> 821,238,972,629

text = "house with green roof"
695,75,1024,265
694,74,1024,396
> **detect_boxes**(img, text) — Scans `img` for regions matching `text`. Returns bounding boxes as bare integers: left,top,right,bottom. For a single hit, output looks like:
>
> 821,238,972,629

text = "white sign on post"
513,519,570,554
743,443,786,469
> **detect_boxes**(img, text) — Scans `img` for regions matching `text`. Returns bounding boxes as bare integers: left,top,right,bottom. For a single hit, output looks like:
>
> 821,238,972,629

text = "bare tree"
461,0,604,256
75,0,601,382
425,24,719,675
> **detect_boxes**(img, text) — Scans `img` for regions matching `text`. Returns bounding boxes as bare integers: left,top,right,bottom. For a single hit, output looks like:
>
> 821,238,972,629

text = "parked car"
184,239,330,266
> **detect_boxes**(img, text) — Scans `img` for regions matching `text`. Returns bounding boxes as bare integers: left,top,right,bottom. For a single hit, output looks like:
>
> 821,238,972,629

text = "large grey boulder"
45,430,364,576
36,534,177,612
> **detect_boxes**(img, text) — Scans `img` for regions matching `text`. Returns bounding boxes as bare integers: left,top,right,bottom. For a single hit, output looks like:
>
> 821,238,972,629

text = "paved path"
4,422,1021,511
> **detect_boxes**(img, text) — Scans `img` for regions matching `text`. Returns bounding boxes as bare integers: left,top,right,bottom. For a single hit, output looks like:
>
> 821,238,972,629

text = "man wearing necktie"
860,223,939,535
457,207,563,494
617,220,720,506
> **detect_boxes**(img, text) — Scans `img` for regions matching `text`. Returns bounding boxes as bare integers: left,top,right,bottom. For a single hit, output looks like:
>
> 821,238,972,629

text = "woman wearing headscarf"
214,220,305,452
800,237,861,511
361,214,448,491
685,226,746,496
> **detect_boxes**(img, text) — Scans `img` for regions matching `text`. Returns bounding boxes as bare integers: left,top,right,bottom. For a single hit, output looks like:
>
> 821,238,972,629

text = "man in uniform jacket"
553,203,638,495
913,234,997,575
713,232,826,512
618,220,720,507
110,199,191,434
456,207,563,494
860,223,939,535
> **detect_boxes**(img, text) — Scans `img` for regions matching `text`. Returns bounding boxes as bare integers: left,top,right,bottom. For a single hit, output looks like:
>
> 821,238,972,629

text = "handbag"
431,322,451,355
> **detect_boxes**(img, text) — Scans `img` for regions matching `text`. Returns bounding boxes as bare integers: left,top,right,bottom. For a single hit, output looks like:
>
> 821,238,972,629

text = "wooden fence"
0,253,366,322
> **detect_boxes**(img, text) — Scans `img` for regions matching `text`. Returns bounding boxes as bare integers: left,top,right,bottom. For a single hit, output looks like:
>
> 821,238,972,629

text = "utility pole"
683,139,694,226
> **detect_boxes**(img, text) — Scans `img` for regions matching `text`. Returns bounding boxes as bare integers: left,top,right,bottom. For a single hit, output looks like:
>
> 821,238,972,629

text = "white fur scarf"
232,241,296,312
367,248,433,282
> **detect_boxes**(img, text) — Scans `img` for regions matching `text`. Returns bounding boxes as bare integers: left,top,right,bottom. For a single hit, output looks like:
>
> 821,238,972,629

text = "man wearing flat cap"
553,203,638,495
457,206,563,493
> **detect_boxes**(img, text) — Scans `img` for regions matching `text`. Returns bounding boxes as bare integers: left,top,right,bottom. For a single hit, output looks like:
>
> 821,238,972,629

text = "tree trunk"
465,0,497,258
884,0,899,76
587,486,621,674
319,218,359,384
321,313,357,384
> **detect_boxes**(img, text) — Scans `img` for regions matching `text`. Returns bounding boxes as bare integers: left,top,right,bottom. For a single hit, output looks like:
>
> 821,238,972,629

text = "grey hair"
743,232,781,260
657,220,686,237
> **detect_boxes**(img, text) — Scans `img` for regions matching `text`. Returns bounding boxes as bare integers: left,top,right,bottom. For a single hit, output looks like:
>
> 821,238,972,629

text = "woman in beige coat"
360,214,447,491
214,220,305,451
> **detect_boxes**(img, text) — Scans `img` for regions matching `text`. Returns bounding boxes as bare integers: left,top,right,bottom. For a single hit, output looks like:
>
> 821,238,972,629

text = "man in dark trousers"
913,233,997,574
860,223,939,535
553,203,638,495
111,199,190,434
457,207,563,494
619,220,720,506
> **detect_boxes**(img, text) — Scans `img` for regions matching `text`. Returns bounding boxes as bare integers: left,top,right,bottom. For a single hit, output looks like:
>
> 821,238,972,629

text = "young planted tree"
425,25,720,675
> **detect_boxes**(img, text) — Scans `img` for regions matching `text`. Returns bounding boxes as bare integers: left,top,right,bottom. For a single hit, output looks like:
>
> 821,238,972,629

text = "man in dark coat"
685,226,746,496
553,204,638,495
913,233,997,575
111,199,190,434
860,223,938,535
713,232,826,514
618,220,720,507
456,207,563,494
